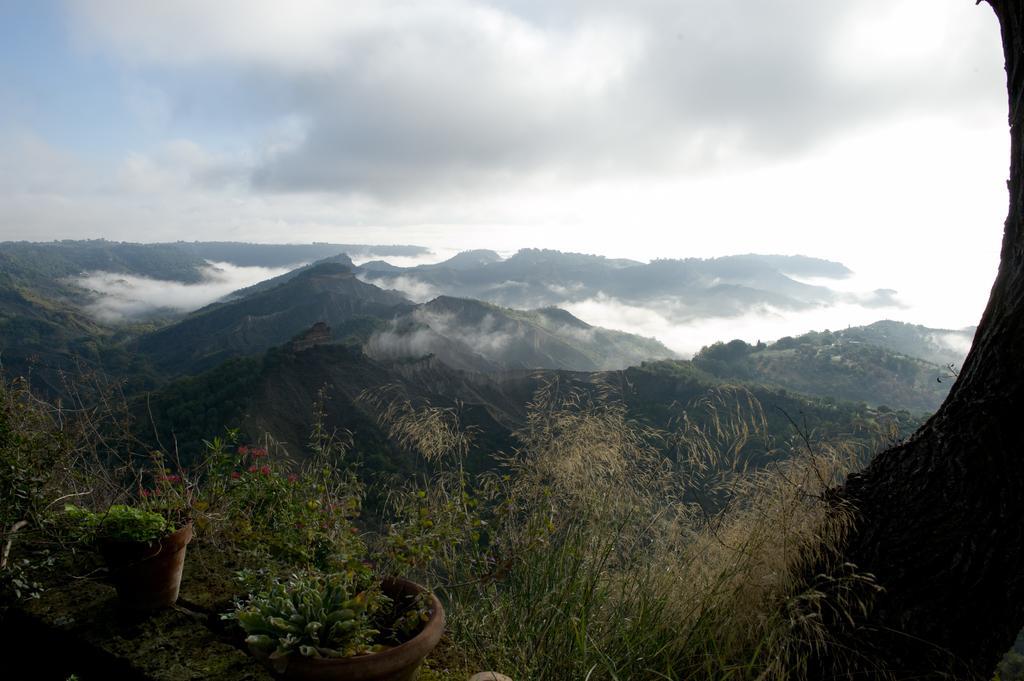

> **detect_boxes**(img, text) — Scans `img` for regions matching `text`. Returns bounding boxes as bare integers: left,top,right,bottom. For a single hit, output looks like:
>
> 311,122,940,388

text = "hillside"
0,249,156,395
141,336,921,481
134,262,412,374
0,239,210,285
689,326,955,413
826,319,975,368
366,296,676,372
356,248,865,317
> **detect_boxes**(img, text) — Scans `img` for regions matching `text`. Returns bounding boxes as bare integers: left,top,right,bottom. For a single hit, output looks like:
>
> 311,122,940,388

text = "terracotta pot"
254,577,445,681
98,522,193,610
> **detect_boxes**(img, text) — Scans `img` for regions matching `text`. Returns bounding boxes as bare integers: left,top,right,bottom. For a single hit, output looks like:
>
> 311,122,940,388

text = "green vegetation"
5,369,1022,680
232,571,391,662
1,371,891,681
361,382,887,680
0,242,1002,679
141,356,264,459
688,329,951,413
997,631,1024,680
65,504,174,543
0,239,208,284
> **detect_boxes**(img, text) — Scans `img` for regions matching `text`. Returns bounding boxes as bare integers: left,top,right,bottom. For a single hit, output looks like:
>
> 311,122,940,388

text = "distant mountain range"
129,259,675,375
0,240,976,428
355,248,896,320
0,239,427,282
685,321,976,414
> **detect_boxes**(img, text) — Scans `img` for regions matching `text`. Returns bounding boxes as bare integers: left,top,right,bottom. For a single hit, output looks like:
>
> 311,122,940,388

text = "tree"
815,2,1024,678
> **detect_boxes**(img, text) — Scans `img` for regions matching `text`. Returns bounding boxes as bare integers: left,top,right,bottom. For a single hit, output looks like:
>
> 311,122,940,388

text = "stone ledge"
4,577,272,681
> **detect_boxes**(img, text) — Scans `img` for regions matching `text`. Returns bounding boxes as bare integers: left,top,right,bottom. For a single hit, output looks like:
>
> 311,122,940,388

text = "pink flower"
165,474,182,484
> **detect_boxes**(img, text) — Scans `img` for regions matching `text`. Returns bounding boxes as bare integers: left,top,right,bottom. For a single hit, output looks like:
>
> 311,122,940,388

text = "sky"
0,0,1011,333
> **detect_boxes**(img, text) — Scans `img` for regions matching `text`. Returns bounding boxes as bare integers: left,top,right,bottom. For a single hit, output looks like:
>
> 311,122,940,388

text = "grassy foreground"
0,375,897,680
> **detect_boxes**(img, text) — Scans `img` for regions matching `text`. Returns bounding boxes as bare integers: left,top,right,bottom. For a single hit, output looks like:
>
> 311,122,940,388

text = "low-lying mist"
74,261,297,322
561,296,903,358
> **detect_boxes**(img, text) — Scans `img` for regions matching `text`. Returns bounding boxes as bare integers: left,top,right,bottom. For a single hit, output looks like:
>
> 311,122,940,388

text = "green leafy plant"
65,504,174,543
231,570,391,668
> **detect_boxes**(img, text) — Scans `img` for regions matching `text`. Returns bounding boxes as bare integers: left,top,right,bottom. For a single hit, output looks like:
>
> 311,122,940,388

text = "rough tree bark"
820,1,1024,678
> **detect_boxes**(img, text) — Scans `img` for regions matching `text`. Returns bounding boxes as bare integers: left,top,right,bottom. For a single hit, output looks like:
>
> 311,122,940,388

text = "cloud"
74,261,293,322
364,325,441,362
412,308,522,354
560,292,916,358
349,247,460,269
64,0,1004,198
930,331,974,359
363,311,520,369
356,274,440,303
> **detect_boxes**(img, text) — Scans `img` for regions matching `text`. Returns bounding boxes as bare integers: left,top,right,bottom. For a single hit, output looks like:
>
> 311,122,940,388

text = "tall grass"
0,372,893,679
369,378,888,681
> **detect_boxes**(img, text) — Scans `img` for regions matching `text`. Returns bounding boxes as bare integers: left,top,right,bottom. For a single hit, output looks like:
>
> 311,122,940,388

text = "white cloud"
562,293,928,358
356,274,439,303
0,0,1008,343
73,261,293,322
930,331,974,359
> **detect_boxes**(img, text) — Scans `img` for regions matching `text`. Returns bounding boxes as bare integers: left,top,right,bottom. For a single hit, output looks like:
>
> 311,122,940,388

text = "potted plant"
66,504,193,610
230,569,444,681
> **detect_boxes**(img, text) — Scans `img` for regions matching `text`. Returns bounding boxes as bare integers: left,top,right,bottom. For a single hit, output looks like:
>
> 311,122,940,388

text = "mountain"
424,249,502,271
355,248,859,318
134,262,411,374
0,239,209,285
0,260,107,394
688,325,958,413
140,344,524,476
220,253,357,301
0,248,163,395
365,296,676,372
825,319,976,368
173,241,429,268
141,339,922,480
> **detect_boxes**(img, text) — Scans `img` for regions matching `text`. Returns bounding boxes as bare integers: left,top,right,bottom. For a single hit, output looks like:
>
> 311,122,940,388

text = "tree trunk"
819,1,1024,678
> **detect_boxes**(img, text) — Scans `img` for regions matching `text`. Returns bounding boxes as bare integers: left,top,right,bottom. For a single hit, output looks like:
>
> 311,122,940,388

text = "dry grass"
369,377,888,681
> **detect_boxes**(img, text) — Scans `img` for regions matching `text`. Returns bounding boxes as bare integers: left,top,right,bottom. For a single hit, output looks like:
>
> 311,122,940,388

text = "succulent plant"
232,571,392,664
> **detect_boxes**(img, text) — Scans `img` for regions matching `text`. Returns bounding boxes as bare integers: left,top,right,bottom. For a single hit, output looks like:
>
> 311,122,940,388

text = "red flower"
259,465,271,476
230,471,241,479
252,448,268,459
140,489,151,498
248,465,258,473
238,445,249,456
287,473,298,483
165,474,182,484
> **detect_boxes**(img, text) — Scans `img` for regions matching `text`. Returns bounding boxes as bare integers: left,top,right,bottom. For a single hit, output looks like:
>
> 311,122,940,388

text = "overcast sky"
0,1,1010,330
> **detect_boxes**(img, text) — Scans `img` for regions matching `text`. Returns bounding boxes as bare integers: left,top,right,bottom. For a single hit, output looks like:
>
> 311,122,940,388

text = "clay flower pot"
97,522,193,610
254,577,445,681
